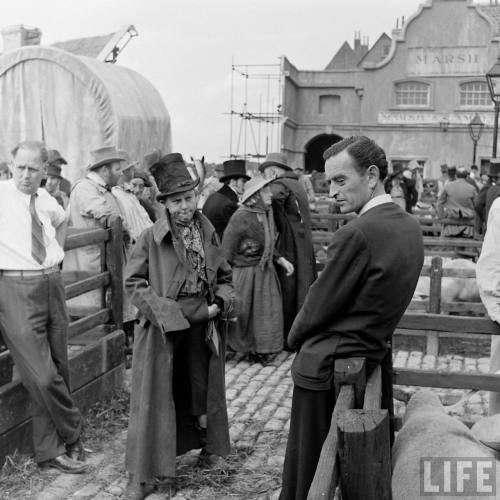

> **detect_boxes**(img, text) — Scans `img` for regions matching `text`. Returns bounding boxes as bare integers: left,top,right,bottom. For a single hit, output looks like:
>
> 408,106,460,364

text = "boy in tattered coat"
123,153,234,500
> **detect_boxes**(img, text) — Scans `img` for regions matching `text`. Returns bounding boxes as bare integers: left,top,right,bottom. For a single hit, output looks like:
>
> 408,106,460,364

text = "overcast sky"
2,0,427,162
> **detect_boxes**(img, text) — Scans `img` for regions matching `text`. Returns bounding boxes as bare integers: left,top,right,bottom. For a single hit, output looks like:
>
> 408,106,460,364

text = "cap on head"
258,152,292,173
87,146,127,171
47,149,67,165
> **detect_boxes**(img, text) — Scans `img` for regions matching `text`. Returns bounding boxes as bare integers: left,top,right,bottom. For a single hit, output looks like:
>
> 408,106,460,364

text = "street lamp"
468,113,484,164
486,56,500,157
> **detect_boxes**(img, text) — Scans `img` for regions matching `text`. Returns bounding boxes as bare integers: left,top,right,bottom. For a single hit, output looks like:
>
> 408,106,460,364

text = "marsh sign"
408,47,487,76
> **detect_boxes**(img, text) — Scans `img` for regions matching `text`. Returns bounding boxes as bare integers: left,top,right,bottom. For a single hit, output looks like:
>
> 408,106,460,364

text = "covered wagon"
0,44,171,181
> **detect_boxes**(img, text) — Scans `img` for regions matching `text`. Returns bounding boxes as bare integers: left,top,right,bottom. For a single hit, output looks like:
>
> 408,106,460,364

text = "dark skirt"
227,264,283,354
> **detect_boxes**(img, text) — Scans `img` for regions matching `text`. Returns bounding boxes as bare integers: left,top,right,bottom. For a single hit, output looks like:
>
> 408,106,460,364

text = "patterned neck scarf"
174,216,207,281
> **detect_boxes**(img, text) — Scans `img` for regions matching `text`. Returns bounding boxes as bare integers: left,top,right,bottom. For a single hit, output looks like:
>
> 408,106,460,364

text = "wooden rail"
0,217,125,465
307,358,391,500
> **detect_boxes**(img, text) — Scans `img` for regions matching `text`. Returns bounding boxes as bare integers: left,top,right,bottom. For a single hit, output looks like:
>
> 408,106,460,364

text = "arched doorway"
304,133,343,173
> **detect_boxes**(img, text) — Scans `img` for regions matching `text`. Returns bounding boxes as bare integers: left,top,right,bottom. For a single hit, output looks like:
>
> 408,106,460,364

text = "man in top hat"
124,152,234,500
47,149,71,197
44,163,69,209
259,152,317,341
64,146,126,310
202,159,250,238
0,140,88,474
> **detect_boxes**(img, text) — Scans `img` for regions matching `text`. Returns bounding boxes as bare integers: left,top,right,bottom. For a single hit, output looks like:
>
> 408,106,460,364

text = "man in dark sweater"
279,136,424,500
202,160,249,239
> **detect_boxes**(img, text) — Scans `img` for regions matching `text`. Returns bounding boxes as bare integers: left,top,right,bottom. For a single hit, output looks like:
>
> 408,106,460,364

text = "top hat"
46,164,62,178
144,149,163,170
88,146,127,171
241,176,274,204
220,159,250,182
150,153,199,200
258,152,292,173
47,149,67,165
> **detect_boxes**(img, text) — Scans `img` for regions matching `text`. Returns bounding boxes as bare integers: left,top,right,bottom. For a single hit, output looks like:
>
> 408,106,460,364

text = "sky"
1,0,428,163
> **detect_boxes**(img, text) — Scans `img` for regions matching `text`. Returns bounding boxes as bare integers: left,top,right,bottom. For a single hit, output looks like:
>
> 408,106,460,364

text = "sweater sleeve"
287,225,369,349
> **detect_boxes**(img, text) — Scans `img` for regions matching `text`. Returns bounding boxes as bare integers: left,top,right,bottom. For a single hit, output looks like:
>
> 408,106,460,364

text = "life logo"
420,457,496,496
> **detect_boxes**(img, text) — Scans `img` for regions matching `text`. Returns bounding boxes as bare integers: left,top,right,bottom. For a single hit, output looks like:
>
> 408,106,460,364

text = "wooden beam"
64,272,110,300
337,410,391,500
64,228,109,251
363,366,382,410
68,308,111,338
393,368,500,391
398,313,500,335
307,385,355,500
105,217,124,330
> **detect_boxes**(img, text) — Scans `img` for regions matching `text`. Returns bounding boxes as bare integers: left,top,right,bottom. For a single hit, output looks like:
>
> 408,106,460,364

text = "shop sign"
407,47,487,76
378,111,493,126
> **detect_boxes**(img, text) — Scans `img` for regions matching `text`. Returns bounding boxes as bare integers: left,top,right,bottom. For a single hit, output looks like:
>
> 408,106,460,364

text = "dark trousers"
172,323,210,417
0,272,82,462
280,354,394,500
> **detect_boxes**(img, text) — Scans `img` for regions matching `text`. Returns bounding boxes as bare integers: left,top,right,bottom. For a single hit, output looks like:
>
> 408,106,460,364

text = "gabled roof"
325,41,358,70
357,32,392,66
51,33,115,58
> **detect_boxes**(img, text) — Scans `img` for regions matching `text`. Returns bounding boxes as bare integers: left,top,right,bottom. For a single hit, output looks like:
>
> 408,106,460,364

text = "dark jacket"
124,211,234,482
384,175,418,213
202,184,239,239
288,202,424,391
270,172,317,334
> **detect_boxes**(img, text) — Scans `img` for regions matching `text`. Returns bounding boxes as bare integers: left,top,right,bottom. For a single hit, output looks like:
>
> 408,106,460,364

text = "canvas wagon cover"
0,45,171,183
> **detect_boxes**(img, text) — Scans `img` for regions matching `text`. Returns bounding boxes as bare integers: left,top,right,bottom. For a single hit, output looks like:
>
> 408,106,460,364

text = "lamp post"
486,56,500,158
468,113,484,165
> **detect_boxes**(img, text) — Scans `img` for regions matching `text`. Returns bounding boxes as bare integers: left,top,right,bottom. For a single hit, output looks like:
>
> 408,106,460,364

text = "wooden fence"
0,217,126,466
307,358,391,500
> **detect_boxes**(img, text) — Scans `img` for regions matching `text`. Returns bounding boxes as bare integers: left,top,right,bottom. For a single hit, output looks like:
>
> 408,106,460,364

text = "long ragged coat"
124,211,234,482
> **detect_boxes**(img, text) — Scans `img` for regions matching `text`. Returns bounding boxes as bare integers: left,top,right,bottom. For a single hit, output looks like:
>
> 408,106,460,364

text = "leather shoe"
66,438,86,461
123,479,154,500
38,454,89,474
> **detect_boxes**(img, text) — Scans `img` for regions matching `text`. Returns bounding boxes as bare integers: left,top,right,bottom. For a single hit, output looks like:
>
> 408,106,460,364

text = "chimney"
1,25,42,53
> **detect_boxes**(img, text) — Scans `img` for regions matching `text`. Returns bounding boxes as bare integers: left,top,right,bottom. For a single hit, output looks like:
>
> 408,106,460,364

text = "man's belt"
0,265,60,277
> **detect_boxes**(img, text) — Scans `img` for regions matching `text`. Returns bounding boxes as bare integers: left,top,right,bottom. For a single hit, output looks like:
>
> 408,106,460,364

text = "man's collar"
87,171,107,187
358,194,393,216
153,210,214,244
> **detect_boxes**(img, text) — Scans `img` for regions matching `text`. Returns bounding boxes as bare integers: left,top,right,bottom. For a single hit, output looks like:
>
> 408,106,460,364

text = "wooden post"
334,357,366,408
105,217,123,331
337,410,392,500
427,256,442,356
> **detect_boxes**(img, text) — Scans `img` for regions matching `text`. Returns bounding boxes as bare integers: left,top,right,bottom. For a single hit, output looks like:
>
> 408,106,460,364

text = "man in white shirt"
476,196,500,414
0,141,88,473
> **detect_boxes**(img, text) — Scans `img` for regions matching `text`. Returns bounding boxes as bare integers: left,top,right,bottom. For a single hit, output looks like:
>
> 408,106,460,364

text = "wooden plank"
337,410,391,500
420,266,477,279
0,365,125,466
64,272,110,300
68,308,111,338
64,228,109,251
441,302,486,315
106,217,123,330
422,237,482,248
0,330,125,434
393,368,500,391
394,328,491,340
363,366,382,410
398,313,500,335
307,385,355,500
68,325,112,345
427,257,442,356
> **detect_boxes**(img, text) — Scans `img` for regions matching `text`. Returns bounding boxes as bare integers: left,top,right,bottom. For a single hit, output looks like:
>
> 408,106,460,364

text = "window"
459,81,490,106
395,81,429,106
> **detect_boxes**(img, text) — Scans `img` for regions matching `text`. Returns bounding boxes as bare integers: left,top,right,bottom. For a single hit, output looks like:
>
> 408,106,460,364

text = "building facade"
282,0,500,176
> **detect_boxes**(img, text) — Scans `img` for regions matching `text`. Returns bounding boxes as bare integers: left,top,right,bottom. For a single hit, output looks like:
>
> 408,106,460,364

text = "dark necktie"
105,184,112,192
29,194,47,265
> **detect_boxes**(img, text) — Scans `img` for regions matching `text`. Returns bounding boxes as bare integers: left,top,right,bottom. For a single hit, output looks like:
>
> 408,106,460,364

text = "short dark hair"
323,136,388,180
470,164,478,171
11,140,48,163
457,167,468,179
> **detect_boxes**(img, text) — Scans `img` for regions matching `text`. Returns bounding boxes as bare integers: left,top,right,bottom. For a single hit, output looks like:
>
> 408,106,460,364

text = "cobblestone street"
6,347,491,500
